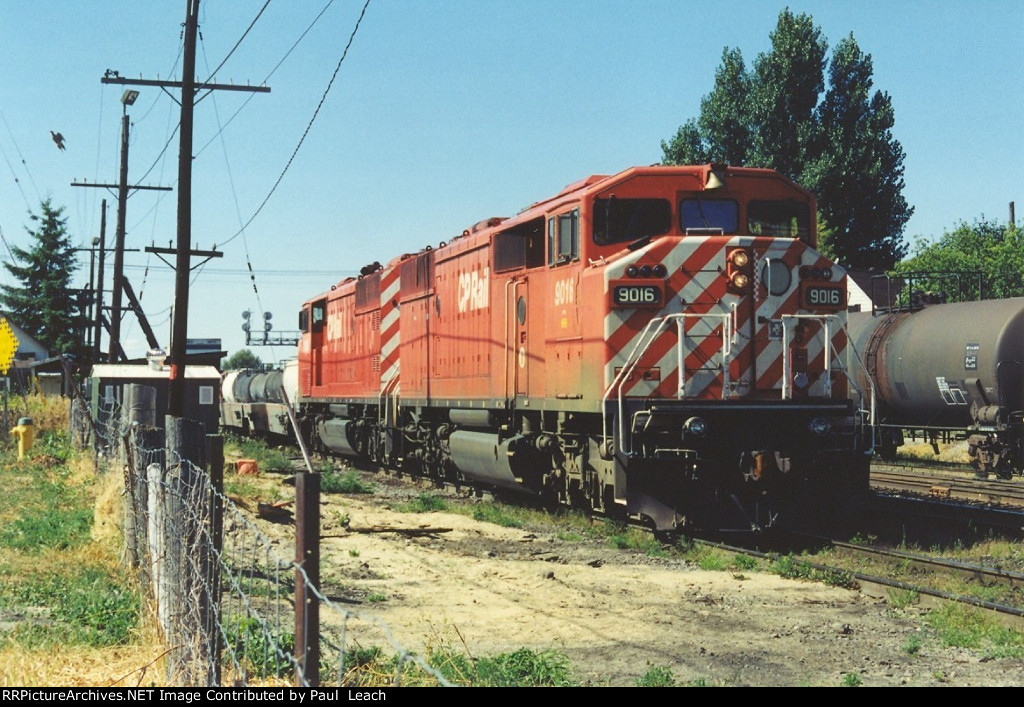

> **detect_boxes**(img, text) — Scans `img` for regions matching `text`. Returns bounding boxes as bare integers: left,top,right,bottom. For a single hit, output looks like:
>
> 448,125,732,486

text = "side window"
311,301,326,332
298,308,310,333
548,209,579,266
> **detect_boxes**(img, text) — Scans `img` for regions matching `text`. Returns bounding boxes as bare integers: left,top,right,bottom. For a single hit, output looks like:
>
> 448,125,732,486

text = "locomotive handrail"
602,309,736,457
779,313,841,400
839,332,877,455
783,313,876,453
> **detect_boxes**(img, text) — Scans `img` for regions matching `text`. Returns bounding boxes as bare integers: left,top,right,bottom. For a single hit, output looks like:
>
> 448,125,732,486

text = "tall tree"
661,10,912,270
0,199,86,357
746,10,827,176
804,35,912,269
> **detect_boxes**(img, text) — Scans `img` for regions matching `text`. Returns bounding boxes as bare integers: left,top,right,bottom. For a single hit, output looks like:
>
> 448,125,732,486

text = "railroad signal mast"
242,310,300,347
101,0,270,417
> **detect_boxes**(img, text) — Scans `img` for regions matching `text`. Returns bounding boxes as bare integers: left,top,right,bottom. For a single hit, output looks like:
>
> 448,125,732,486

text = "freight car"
848,298,1024,478
220,361,298,439
293,165,872,532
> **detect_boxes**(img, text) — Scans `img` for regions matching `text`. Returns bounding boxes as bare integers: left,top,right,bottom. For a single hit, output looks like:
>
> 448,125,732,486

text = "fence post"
165,415,207,685
123,384,158,570
204,433,224,687
295,471,320,686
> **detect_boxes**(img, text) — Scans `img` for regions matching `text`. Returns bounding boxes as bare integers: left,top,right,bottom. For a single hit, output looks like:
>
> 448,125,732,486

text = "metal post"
295,471,321,686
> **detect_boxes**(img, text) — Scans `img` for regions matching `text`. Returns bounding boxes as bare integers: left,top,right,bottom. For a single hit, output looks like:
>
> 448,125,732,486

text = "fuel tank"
848,298,1024,427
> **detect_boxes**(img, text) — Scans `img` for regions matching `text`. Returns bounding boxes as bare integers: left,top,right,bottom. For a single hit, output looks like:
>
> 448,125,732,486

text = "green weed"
0,567,140,648
636,663,676,687
222,616,296,679
321,470,375,495
396,493,450,513
902,633,923,655
925,603,1024,659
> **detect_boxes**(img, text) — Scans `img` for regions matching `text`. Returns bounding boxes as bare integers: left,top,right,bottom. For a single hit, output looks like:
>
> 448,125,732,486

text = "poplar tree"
661,9,912,270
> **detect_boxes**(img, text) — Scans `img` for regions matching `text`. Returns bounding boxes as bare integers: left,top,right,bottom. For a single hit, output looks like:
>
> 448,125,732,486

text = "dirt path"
254,469,1022,687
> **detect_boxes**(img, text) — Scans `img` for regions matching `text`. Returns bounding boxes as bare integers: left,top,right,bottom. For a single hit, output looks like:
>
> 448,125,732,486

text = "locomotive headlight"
683,416,708,438
808,417,831,437
729,250,750,268
652,264,668,278
726,248,753,294
626,265,639,278
731,272,751,290
639,265,653,278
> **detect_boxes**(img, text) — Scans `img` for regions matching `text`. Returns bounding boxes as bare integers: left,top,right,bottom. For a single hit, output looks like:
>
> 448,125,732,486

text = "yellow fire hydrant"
10,417,33,460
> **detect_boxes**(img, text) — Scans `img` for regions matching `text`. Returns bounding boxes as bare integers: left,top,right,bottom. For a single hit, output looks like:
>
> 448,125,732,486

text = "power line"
202,0,273,88
218,0,370,248
194,0,338,159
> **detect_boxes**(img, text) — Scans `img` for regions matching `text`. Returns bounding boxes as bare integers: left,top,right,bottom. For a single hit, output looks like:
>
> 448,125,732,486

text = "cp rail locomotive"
290,164,870,532
848,297,1024,479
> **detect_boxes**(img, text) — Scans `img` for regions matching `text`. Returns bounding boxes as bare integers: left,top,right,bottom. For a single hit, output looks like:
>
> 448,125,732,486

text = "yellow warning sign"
0,317,19,375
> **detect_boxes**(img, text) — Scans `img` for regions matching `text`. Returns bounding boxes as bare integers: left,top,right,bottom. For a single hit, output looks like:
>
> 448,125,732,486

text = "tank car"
295,164,871,532
848,298,1024,478
220,360,298,438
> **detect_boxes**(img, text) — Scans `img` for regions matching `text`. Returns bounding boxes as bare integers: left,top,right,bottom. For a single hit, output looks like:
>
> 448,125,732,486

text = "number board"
610,281,663,308
801,284,845,310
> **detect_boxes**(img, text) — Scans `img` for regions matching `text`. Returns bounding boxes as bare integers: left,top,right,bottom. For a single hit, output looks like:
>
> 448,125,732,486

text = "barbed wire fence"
92,382,453,687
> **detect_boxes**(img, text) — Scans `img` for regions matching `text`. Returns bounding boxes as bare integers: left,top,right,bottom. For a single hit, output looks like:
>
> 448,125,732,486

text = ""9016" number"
804,286,844,308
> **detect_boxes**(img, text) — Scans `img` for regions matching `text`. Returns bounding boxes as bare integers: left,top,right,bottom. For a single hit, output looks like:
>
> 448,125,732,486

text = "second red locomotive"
295,165,871,532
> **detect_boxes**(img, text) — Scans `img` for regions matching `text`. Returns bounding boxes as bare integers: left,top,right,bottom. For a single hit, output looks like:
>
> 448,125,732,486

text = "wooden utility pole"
102,0,269,416
72,99,170,362
94,201,106,360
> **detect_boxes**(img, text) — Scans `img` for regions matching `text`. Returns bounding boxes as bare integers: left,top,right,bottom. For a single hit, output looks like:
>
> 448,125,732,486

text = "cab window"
548,209,579,266
748,200,810,239
311,301,326,332
592,198,671,245
680,198,738,234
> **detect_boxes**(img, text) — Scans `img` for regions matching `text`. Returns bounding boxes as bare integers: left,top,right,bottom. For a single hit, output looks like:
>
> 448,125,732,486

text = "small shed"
88,363,221,436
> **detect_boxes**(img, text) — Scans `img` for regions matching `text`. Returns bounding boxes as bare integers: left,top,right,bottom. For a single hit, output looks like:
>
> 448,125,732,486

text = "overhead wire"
0,106,41,205
201,0,273,89
194,0,337,159
218,0,371,250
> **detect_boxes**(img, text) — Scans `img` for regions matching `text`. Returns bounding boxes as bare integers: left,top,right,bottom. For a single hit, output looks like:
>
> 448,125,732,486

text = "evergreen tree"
0,199,86,357
661,9,912,270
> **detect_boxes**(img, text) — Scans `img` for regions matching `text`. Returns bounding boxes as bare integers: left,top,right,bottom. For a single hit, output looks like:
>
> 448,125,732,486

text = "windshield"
748,200,810,239
680,198,738,233
592,197,671,245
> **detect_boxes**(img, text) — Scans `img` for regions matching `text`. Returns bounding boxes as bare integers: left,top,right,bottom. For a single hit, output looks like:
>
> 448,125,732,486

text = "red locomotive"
295,164,870,532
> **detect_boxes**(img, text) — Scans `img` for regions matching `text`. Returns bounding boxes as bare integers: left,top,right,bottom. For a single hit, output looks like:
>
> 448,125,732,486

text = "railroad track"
699,536,1024,631
872,464,1024,508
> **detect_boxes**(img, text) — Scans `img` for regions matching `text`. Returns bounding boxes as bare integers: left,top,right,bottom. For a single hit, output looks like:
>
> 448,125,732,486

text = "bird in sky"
50,131,66,151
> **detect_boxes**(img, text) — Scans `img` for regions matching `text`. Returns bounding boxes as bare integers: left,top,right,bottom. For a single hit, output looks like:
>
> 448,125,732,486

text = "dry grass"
0,613,168,687
898,439,972,464
0,394,172,687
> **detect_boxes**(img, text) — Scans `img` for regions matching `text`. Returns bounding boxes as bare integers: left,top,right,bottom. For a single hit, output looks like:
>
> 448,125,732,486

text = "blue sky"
0,1,1021,361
